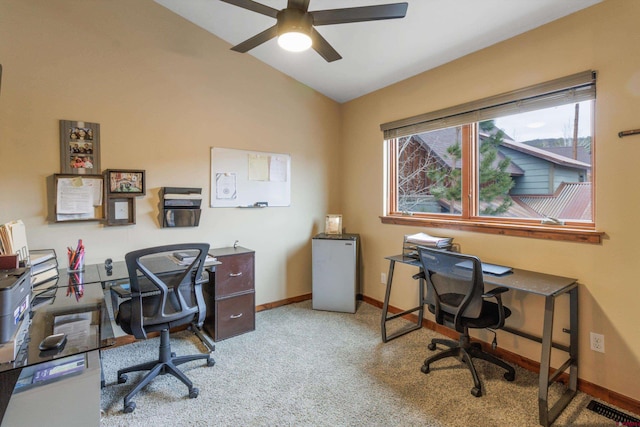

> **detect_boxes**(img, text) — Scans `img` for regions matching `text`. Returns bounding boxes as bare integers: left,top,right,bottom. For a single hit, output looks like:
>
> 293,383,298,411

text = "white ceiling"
154,0,601,103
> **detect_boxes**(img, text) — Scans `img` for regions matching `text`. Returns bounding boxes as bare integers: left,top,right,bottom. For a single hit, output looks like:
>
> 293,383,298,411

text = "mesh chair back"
125,243,210,339
418,247,485,332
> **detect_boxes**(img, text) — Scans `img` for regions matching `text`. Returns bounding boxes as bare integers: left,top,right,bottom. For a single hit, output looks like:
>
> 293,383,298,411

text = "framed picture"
105,169,145,197
59,120,101,175
325,214,343,235
106,198,135,226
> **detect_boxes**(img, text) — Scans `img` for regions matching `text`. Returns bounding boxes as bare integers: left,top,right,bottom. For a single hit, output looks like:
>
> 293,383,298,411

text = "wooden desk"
381,254,578,427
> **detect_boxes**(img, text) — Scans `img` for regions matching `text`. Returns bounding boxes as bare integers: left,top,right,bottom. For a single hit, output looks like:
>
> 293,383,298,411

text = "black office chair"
415,246,515,397
115,243,215,413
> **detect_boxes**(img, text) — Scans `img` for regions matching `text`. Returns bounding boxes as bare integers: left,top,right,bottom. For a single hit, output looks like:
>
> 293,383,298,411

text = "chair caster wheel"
421,365,430,374
171,352,176,358
428,343,437,351
207,357,215,367
118,374,128,384
189,387,199,399
504,371,515,381
471,387,482,397
124,402,136,413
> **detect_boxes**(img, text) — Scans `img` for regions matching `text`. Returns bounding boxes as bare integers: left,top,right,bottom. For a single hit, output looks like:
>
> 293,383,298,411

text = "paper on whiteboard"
216,173,237,199
269,156,288,182
248,154,269,181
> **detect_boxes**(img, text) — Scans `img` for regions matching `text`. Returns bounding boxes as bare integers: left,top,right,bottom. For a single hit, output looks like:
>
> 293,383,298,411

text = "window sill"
380,215,603,244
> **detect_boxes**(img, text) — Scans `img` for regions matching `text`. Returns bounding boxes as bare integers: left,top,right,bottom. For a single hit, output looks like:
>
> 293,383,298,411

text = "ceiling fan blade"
310,28,342,62
311,3,408,26
230,25,279,53
287,0,310,12
220,0,279,18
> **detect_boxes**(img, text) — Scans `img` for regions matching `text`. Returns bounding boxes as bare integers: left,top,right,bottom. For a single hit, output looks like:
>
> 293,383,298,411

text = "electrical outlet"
590,332,605,353
381,272,387,284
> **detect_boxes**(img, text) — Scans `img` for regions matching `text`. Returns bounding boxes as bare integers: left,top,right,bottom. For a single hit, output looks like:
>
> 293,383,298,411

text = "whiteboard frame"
210,147,291,208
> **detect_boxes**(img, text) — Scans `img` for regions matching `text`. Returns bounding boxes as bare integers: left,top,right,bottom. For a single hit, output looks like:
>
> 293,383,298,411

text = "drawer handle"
230,313,243,319
229,272,243,277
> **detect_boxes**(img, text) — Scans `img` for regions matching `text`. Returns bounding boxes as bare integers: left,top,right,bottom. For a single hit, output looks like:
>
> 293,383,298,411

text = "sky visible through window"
494,101,592,142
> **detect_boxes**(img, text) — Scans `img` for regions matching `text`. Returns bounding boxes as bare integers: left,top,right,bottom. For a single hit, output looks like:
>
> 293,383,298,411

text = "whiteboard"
210,147,291,208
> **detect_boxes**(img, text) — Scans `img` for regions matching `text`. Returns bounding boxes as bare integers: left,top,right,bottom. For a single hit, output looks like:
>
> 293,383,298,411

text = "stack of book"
171,251,217,266
29,249,59,293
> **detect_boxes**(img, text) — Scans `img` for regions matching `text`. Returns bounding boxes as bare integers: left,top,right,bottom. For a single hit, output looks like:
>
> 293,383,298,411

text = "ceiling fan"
220,0,409,62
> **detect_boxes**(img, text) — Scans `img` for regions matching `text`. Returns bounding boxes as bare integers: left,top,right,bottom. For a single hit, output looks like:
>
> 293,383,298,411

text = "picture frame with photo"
325,214,343,235
105,169,145,197
59,120,101,175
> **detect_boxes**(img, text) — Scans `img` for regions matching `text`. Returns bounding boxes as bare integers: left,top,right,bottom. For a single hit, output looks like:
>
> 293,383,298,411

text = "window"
381,71,602,243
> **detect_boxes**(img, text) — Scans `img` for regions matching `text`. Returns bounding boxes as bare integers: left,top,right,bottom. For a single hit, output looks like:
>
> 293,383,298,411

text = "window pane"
481,100,593,220
396,126,463,215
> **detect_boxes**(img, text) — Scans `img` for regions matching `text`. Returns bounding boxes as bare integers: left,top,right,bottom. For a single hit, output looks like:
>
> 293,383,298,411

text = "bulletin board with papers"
54,174,104,222
210,147,291,208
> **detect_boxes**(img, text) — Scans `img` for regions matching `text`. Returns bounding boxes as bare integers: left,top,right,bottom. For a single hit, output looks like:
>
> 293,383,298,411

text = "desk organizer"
160,187,202,228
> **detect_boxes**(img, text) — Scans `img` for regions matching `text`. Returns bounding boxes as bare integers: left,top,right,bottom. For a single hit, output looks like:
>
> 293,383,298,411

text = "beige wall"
342,0,640,400
0,0,342,306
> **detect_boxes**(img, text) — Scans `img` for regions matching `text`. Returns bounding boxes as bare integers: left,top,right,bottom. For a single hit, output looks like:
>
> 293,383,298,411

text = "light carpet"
100,300,627,426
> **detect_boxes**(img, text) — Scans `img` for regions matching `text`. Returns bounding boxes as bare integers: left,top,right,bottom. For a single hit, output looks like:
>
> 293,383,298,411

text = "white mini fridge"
312,233,359,313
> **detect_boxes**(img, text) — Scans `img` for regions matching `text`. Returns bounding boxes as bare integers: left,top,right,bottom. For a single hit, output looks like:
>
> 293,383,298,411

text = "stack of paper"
404,232,453,248
170,252,217,266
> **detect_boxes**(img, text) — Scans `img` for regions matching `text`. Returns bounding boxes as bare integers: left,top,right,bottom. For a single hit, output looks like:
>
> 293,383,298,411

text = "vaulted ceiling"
155,0,602,103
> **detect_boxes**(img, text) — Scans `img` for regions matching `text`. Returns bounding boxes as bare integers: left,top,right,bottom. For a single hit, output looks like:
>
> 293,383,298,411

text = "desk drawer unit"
214,252,254,298
205,247,255,341
213,292,255,341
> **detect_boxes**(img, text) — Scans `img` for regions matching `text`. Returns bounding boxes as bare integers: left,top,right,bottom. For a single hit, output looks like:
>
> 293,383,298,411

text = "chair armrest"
482,286,509,299
482,286,510,329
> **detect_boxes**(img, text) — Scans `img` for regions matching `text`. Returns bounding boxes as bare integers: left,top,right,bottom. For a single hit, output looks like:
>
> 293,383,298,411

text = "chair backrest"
125,243,210,339
418,246,485,332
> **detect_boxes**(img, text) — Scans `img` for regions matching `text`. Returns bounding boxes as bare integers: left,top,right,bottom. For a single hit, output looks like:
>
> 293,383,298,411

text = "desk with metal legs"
381,254,578,427
380,256,426,342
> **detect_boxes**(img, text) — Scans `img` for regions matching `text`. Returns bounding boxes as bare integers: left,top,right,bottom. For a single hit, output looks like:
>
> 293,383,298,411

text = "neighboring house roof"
542,146,591,164
500,140,591,170
413,129,525,176
511,182,592,220
439,182,592,220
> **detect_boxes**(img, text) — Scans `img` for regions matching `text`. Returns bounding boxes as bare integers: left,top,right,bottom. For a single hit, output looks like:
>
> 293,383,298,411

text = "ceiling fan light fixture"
225,0,409,62
278,31,312,52
276,8,313,52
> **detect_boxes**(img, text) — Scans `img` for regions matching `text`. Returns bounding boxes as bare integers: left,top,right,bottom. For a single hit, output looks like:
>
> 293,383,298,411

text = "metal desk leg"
381,260,424,343
538,287,578,426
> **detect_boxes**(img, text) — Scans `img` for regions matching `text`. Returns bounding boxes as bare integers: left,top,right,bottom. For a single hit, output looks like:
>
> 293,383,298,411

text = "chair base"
117,328,215,413
421,333,515,397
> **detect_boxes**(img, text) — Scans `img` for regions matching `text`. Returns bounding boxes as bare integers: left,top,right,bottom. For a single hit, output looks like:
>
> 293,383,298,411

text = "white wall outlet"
590,332,605,353
381,272,387,284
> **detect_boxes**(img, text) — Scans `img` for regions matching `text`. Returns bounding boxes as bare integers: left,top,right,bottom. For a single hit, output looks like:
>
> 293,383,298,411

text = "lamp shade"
276,8,313,53
278,32,312,52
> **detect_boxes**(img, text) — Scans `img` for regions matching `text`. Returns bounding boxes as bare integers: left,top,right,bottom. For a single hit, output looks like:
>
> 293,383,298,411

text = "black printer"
0,267,31,343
